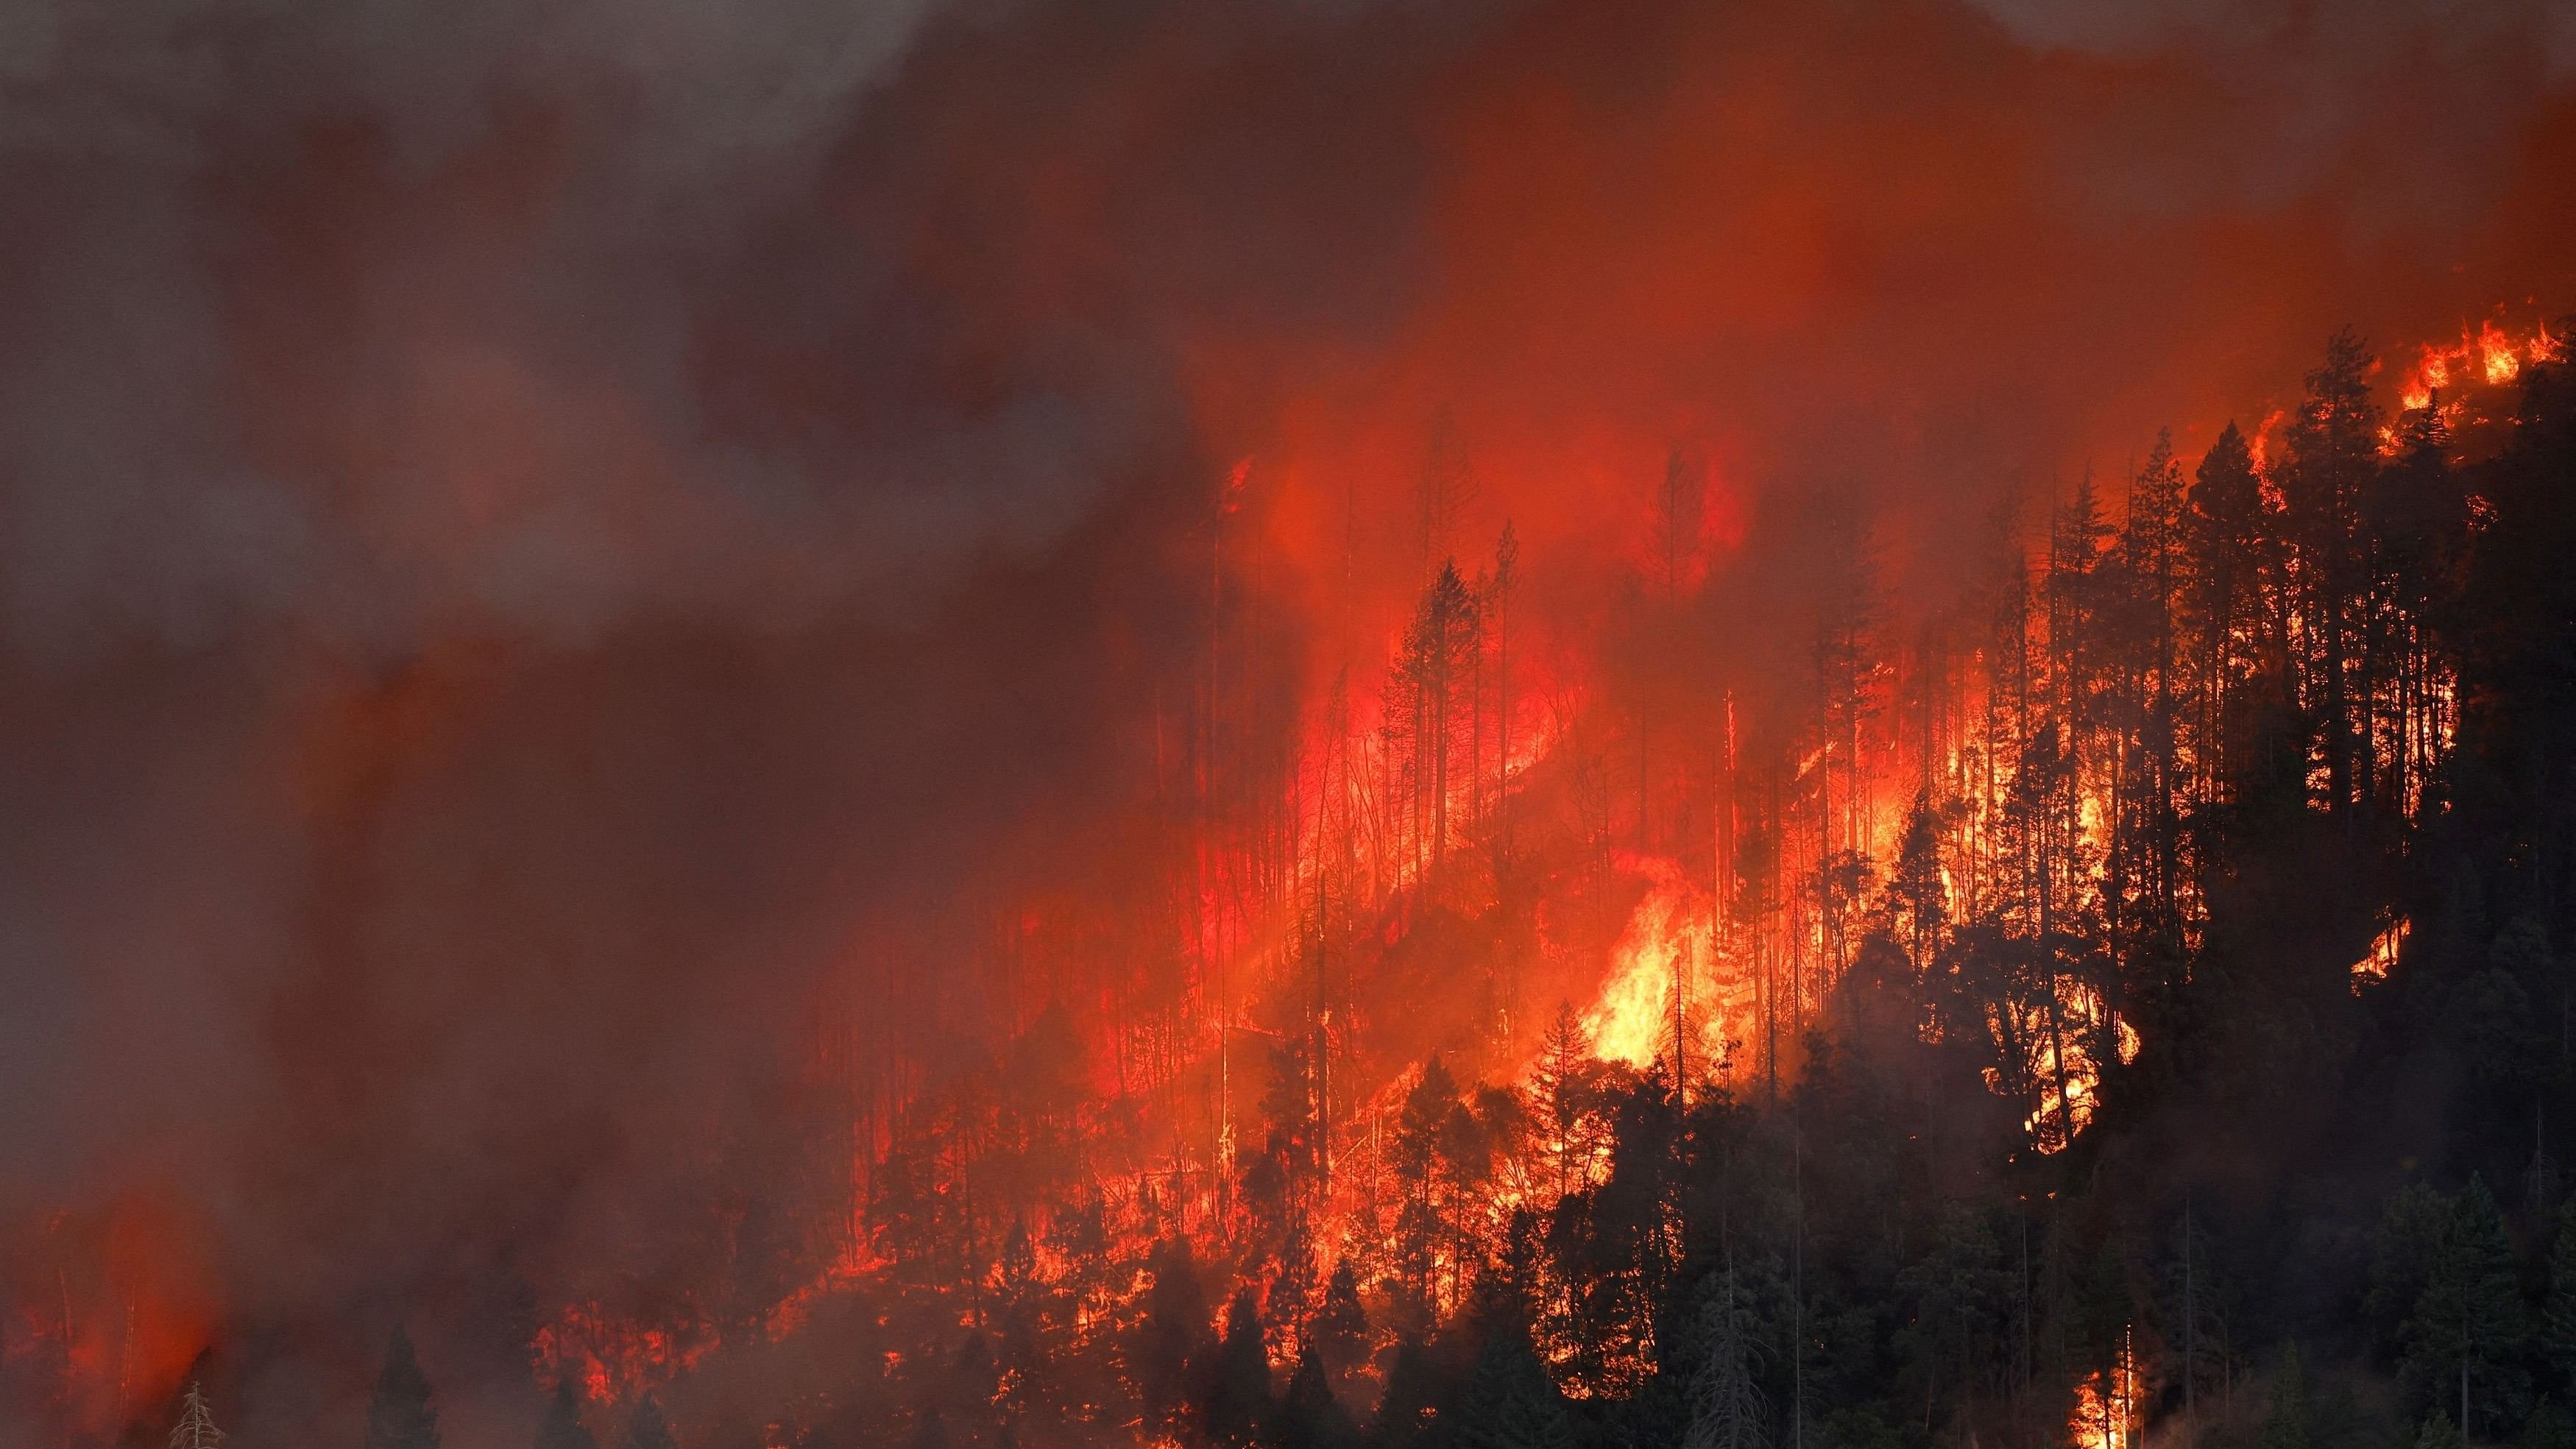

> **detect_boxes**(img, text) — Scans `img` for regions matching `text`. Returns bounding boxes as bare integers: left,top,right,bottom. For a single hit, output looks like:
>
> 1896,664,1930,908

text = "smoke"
0,0,2566,1439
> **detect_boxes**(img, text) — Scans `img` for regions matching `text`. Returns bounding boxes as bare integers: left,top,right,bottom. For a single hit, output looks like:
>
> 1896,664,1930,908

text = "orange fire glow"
1582,854,1752,1077
2396,317,2561,412
2067,1330,2142,1449
2351,915,2410,992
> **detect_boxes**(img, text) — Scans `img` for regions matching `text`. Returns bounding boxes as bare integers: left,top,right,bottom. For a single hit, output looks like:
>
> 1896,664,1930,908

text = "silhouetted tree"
537,1381,597,1449
367,1331,439,1449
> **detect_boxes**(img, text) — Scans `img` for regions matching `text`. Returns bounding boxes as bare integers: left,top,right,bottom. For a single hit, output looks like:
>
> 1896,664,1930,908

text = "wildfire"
1585,860,1702,1068
1994,980,2137,1155
2350,915,2410,992
1,1192,219,1439
1581,855,1752,1080
2066,1329,2142,1449
532,1302,718,1403
2396,318,2561,411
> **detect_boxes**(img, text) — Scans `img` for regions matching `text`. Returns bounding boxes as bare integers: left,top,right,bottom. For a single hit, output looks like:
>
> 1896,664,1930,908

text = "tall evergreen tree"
2184,419,2273,804
2275,329,2383,809
2544,1195,2576,1392
537,1381,598,1449
1685,1261,1770,1449
367,1330,440,1449
618,1397,677,1449
1312,1261,1370,1373
1136,1237,1217,1442
169,1382,224,1449
1273,1342,1354,1449
2256,1345,2311,1449
1449,1323,1572,1449
2402,1177,2533,1435
1206,1285,1274,1448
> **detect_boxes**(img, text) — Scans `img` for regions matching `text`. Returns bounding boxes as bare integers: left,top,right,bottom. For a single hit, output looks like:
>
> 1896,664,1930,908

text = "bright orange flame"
2394,317,2556,415
2350,915,2410,992
1990,980,2133,1155
1580,854,1754,1080
1585,860,1699,1068
2066,1329,2142,1449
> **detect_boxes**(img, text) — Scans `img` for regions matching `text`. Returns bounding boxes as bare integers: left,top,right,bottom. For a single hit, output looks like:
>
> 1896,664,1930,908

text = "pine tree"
1891,794,1948,975
169,1382,224,1449
618,1397,677,1449
1312,1261,1370,1372
537,1380,597,1449
2369,1181,2452,1352
367,1329,440,1449
2416,1410,2466,1449
2256,1344,2310,1449
1136,1237,1217,1441
2402,1176,2533,1435
2275,329,2382,809
1685,1261,1771,1449
1388,564,1483,870
1206,1286,1273,1448
1450,1323,1572,1449
1273,1342,1354,1449
2544,1194,2576,1391
1529,1004,1604,1204
2184,420,2271,804
1393,1056,1463,1304
1374,1337,1446,1449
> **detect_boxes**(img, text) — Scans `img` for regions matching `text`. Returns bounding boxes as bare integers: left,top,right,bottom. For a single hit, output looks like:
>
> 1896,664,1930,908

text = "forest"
127,318,2556,1449
1,0,2572,1442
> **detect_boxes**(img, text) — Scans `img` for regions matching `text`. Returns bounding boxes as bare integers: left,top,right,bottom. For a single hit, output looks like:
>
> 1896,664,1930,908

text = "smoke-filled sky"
1,0,2569,1438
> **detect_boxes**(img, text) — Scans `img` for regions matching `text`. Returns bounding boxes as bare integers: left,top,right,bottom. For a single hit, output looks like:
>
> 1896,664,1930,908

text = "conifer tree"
1685,1261,1770,1449
169,1382,224,1449
2184,420,2271,803
1374,1337,1445,1449
1529,1004,1603,1203
1274,1342,1354,1449
2275,329,2382,809
1206,1286,1273,1448
2416,1410,2466,1449
2402,1177,2533,1435
2544,1195,2576,1391
367,1329,440,1449
2256,1344,2310,1449
1136,1237,1217,1441
618,1396,677,1449
1450,1322,1571,1449
1312,1261,1370,1372
537,1380,597,1449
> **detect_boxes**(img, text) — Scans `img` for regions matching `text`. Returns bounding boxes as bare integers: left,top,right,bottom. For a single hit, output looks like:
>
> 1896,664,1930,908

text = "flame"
2350,915,2409,991
2066,1329,2142,1449
1992,978,2131,1155
1580,855,1754,1078
486,295,2543,1425
1585,860,1702,1068
532,1301,718,1402
2393,316,2557,414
